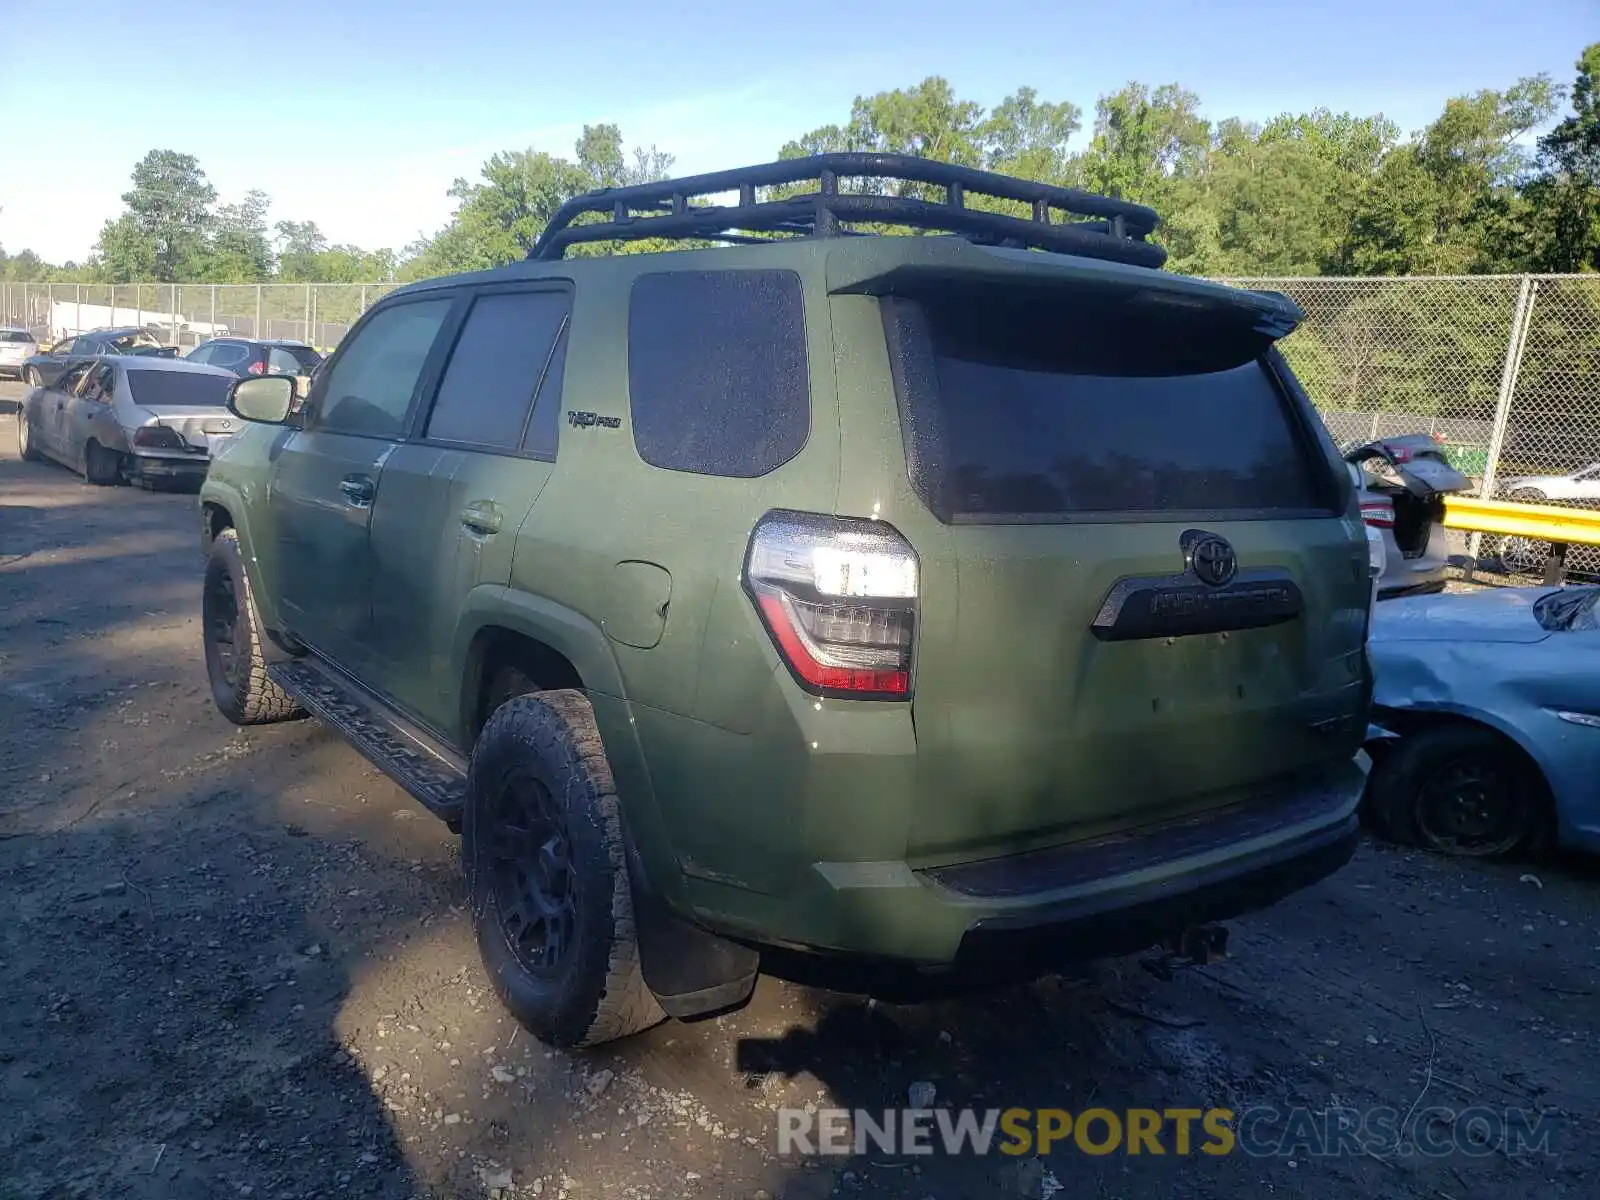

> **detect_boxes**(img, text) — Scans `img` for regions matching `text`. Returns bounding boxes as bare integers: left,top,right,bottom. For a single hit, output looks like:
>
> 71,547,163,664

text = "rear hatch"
864,271,1371,861
1345,437,1470,558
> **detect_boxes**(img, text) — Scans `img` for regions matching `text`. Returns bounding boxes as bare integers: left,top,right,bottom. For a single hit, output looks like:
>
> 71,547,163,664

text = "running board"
269,658,467,825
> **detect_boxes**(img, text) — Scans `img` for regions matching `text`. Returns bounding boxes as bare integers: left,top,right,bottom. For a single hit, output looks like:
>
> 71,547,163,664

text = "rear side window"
884,292,1328,521
628,270,809,477
426,290,570,452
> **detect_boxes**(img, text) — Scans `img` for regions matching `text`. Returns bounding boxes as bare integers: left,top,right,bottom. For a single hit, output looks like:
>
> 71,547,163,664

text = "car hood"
1369,586,1557,645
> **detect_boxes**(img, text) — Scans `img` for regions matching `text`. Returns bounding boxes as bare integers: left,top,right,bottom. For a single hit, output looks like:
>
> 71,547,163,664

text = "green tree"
1340,76,1559,274
1076,83,1209,205
404,125,674,275
1525,42,1600,272
204,189,273,282
115,150,218,281
94,213,158,282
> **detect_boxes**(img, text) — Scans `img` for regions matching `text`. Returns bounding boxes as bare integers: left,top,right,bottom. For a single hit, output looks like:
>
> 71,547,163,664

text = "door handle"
339,474,375,507
460,500,503,535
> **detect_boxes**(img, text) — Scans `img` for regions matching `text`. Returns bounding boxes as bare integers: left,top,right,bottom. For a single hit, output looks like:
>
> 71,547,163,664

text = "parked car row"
16,356,241,487
8,329,325,487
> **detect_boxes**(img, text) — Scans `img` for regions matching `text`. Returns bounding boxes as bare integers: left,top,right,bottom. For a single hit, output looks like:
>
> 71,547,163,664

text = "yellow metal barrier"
1442,496,1600,546
1443,496,1600,584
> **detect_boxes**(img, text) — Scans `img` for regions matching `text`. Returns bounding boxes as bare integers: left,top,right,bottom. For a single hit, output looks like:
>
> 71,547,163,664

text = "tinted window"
523,325,567,459
628,270,809,477
185,344,214,364
277,344,322,372
0,330,32,343
316,299,451,438
55,363,90,392
426,291,569,450
206,343,251,369
885,292,1326,520
126,368,232,407
266,346,307,374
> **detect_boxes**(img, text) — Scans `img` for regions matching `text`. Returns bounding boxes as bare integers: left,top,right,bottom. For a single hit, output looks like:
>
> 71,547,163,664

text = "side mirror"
229,375,296,425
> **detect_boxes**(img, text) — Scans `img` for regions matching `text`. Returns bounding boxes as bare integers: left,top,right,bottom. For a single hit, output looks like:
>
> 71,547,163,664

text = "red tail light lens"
1360,499,1395,529
247,360,265,375
744,511,917,700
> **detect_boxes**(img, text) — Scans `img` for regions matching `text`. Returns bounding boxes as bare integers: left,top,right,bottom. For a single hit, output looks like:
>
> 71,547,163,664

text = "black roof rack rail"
528,152,1166,268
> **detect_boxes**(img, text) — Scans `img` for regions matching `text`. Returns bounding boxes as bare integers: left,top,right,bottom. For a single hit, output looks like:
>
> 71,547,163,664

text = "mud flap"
625,841,758,1020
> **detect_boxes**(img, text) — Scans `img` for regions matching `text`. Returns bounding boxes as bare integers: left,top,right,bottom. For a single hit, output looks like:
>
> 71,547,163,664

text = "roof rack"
528,153,1166,268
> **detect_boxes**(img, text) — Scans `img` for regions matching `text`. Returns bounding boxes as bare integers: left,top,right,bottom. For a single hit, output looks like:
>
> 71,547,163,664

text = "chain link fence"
4,273,1598,570
0,281,402,352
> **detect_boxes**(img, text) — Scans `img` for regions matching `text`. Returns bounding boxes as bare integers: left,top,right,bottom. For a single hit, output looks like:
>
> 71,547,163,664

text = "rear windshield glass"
127,369,232,407
0,331,33,343
273,345,322,371
885,292,1327,521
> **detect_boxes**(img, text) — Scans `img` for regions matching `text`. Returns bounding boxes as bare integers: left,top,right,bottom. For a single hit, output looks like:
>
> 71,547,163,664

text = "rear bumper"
129,450,210,481
693,755,1367,993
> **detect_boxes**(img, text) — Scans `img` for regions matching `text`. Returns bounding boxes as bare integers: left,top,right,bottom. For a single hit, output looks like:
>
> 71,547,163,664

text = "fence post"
360,284,367,316
76,283,82,336
303,285,311,343
1471,275,1539,558
255,284,263,339
210,284,216,332
171,283,179,345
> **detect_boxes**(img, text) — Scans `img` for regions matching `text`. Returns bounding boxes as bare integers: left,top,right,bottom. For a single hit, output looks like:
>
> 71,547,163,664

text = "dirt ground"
2,379,1596,1200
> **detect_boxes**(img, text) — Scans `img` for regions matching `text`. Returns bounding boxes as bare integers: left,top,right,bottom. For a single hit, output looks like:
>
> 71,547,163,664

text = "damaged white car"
1364,585,1600,858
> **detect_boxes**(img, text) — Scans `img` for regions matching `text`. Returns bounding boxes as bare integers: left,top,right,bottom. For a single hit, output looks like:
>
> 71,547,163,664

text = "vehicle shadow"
0,456,485,1200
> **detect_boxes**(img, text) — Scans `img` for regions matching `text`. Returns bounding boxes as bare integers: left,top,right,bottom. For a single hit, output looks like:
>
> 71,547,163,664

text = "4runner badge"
567,410,621,429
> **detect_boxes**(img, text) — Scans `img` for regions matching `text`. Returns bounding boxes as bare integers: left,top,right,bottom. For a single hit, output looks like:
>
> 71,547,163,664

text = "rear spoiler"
824,238,1304,341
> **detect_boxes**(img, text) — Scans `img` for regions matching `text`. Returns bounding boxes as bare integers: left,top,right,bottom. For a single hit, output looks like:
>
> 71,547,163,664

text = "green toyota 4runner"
198,154,1375,1047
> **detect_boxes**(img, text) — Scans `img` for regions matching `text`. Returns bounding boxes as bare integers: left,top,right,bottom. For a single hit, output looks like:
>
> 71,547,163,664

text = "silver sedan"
15,356,241,488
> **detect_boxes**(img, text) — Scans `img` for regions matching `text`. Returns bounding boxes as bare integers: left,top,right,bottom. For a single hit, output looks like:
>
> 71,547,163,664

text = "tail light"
247,360,265,375
1360,498,1395,529
133,423,185,449
744,511,917,700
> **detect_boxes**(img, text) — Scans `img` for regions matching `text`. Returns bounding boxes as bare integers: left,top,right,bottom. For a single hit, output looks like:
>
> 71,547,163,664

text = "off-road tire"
16,407,41,461
464,690,665,1048
202,528,303,725
1364,723,1541,858
83,439,122,486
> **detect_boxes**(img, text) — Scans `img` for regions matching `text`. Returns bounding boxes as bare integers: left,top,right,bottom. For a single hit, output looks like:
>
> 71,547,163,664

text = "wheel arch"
450,587,686,905
1369,702,1558,819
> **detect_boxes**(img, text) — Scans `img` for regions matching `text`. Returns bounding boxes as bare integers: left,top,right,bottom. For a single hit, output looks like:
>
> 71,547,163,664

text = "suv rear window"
0,331,33,343
628,270,809,478
884,290,1328,521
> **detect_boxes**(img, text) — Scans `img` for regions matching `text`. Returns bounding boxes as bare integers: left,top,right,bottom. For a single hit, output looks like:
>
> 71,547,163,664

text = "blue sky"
0,0,1592,264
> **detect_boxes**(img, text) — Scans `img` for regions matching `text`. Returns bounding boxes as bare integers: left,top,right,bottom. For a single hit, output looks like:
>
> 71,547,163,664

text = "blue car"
1364,585,1600,857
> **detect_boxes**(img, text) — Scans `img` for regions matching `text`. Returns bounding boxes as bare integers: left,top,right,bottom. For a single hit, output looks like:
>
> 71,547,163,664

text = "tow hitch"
1142,923,1230,981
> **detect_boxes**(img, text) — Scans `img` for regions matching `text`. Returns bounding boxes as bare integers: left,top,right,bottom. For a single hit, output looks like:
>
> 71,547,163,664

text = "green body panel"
200,233,1372,967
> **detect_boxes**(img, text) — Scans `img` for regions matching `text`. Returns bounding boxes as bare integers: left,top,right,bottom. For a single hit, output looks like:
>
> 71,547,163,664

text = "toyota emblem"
1181,529,1238,587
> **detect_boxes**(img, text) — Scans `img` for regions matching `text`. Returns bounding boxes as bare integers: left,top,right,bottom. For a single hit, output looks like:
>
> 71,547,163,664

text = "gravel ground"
2,380,1596,1200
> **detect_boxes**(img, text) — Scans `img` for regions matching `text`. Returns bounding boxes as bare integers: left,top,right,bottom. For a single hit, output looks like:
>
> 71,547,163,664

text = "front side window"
314,299,452,438
426,290,570,452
